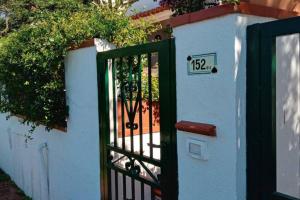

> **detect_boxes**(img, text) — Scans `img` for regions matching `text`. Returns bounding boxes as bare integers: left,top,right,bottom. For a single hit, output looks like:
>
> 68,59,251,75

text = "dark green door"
247,17,300,200
97,39,178,200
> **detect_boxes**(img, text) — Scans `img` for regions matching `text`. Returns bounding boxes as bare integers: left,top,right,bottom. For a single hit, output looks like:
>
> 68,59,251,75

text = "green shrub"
0,0,158,138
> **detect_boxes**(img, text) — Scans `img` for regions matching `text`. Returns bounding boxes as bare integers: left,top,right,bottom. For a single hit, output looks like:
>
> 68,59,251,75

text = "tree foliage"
159,0,240,16
160,0,206,16
0,0,158,137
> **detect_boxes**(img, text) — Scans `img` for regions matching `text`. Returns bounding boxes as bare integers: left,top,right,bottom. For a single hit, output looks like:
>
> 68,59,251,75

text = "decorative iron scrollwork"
125,160,141,176
126,122,138,130
107,147,160,185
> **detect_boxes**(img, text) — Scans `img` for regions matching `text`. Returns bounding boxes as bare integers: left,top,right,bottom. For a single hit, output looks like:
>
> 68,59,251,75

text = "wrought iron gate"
97,39,178,200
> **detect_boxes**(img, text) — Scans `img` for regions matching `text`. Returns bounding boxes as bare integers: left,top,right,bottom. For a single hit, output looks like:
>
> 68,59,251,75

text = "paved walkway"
0,170,29,200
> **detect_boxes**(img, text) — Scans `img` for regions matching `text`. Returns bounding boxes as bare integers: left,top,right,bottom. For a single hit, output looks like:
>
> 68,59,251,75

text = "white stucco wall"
0,39,113,200
0,13,285,200
173,14,273,200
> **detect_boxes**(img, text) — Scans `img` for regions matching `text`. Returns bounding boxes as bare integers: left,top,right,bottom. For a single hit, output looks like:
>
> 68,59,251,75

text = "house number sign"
187,53,218,74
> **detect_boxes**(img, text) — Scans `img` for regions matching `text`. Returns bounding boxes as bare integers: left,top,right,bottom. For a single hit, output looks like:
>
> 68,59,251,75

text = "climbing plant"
160,0,206,16
0,0,158,138
159,0,240,16
223,0,240,4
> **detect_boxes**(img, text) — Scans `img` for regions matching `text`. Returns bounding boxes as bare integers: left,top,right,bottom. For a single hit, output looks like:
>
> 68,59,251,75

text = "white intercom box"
186,139,209,160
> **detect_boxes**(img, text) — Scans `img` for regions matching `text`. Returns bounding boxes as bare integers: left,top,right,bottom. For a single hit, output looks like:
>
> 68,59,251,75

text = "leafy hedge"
0,0,157,137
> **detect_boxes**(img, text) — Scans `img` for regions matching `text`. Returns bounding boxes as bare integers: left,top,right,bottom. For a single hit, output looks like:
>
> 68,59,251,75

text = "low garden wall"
0,5,294,199
0,40,113,200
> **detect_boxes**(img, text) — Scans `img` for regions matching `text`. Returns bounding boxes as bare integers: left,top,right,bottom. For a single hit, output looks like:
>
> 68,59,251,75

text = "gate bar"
138,55,145,200
148,53,154,159
112,58,118,148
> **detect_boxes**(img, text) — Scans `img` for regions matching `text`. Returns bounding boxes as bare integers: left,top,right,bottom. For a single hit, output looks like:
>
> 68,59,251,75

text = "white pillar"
173,14,272,200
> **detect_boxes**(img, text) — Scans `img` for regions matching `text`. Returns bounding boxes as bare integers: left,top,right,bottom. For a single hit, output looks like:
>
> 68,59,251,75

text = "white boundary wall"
173,14,273,200
0,14,283,200
0,39,114,200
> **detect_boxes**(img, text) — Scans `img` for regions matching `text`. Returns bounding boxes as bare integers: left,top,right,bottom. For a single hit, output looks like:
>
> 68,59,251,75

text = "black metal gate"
247,16,300,200
97,39,178,200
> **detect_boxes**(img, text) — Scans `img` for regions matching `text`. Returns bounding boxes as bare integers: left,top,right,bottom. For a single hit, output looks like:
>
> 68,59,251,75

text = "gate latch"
147,143,161,148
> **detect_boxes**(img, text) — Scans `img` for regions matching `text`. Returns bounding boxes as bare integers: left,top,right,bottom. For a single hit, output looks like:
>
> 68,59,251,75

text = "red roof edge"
170,2,300,27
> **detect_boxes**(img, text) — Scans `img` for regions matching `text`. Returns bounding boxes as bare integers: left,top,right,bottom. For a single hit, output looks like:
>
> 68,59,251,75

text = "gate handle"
147,143,161,148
